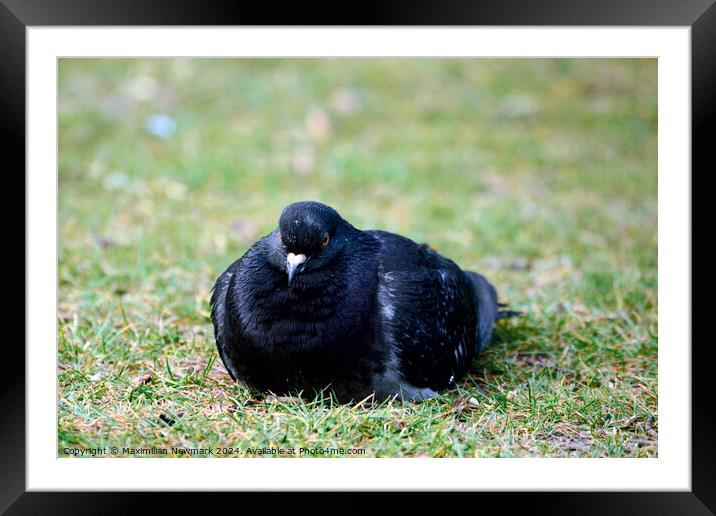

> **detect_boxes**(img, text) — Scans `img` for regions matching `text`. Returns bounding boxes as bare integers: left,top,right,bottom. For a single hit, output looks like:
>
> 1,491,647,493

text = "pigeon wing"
210,258,244,380
369,230,479,393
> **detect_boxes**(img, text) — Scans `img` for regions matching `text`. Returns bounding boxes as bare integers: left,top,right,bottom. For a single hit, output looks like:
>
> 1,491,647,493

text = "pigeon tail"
496,309,522,320
496,301,522,320
465,270,521,353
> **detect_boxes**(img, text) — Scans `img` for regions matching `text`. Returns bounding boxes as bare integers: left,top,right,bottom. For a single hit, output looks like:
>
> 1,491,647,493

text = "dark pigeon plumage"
211,201,517,402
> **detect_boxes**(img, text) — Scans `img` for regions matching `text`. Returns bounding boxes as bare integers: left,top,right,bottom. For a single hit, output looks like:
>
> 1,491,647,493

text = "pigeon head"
273,201,347,286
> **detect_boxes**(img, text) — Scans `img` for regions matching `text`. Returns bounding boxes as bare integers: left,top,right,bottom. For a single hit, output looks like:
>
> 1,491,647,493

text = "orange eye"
322,233,330,247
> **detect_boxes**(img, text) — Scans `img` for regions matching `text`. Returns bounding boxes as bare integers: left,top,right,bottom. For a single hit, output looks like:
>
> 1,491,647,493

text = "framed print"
3,0,714,511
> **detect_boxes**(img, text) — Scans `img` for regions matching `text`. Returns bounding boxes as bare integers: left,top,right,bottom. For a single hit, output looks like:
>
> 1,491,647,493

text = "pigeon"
211,201,518,402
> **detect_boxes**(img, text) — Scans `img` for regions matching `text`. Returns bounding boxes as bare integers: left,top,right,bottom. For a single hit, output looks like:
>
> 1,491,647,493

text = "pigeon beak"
286,253,307,286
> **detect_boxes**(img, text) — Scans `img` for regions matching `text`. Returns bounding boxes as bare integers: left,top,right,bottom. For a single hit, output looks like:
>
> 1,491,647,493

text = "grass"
58,58,657,457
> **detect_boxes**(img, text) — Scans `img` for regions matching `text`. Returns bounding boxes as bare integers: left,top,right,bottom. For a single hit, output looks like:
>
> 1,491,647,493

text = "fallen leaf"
133,372,153,386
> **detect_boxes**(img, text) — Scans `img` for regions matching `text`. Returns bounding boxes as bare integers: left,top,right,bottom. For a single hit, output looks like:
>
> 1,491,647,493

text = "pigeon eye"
322,233,330,247
278,232,282,242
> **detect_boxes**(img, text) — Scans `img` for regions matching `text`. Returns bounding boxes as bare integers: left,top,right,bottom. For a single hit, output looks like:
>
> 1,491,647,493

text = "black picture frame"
3,0,713,512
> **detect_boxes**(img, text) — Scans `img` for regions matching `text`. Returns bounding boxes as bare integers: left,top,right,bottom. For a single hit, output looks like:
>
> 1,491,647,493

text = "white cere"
287,253,307,266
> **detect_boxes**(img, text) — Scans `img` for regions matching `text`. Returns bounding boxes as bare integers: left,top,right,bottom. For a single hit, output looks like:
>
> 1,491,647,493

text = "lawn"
58,58,657,457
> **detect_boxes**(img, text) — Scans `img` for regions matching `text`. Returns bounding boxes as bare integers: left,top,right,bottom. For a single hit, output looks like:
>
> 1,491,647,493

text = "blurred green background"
58,59,657,457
